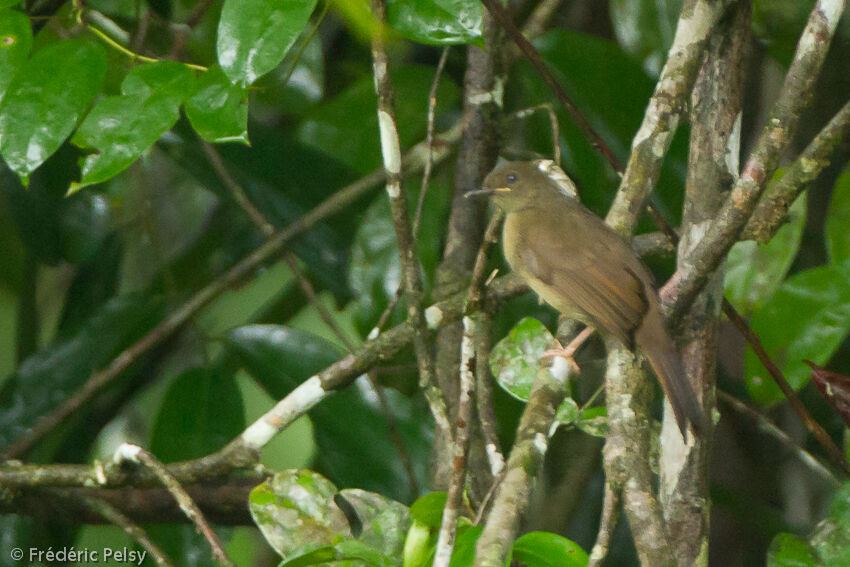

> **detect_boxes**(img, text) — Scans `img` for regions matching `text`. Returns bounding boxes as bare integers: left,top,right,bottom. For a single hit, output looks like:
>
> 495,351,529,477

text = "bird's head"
468,160,578,212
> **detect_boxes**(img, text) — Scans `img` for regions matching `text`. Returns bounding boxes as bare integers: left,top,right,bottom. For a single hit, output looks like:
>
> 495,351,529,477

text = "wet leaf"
490,317,555,402
217,0,318,85
71,61,196,190
745,261,850,405
185,64,249,144
0,39,105,183
726,193,806,313
0,8,31,95
386,0,484,46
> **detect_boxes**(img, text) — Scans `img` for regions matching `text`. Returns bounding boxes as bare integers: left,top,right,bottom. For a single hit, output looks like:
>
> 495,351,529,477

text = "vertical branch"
602,344,674,567
474,359,574,566
369,0,450,438
605,0,733,235
660,4,749,565
431,6,505,499
433,213,503,566
665,0,847,321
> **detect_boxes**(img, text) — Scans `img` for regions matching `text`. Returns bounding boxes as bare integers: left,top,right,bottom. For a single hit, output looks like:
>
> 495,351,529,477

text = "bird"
471,160,704,438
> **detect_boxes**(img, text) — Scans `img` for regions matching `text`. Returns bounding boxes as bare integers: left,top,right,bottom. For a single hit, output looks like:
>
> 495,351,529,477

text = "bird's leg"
541,326,595,373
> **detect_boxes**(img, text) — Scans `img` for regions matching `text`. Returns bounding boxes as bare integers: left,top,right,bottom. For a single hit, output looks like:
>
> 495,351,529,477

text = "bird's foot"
540,327,595,374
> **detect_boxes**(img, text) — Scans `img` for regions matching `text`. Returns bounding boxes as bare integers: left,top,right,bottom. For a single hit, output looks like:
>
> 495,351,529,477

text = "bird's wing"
516,208,648,344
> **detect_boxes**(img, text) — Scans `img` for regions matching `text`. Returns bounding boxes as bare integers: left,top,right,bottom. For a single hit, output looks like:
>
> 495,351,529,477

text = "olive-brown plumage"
480,161,704,438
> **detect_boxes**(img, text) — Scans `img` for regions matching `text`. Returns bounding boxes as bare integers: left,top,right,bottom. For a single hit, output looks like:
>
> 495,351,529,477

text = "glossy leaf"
490,317,555,402
250,469,350,559
217,0,318,85
386,0,484,46
0,295,165,450
296,65,459,174
726,193,806,313
0,39,105,183
249,470,408,566
766,533,821,567
0,9,31,95
185,64,248,144
826,171,850,264
349,196,404,334
511,532,589,567
610,0,682,76
226,325,430,502
71,61,196,190
150,367,245,462
746,261,850,405
253,34,324,115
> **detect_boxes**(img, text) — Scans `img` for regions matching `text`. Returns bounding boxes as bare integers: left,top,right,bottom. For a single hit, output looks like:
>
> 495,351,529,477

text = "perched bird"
472,160,704,438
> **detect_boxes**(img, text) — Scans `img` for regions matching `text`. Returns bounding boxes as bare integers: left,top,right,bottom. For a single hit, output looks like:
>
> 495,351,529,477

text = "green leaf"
0,9,31,95
249,470,408,566
826,171,850,264
409,492,447,528
403,520,434,567
745,261,850,405
250,470,350,559
150,367,245,462
59,192,110,264
610,0,682,76
0,295,165,450
725,193,807,313
576,406,608,438
811,482,850,565
510,532,589,567
217,0,318,85
767,533,822,567
253,34,324,115
336,489,410,558
553,397,581,427
349,196,404,334
0,1,24,8
185,64,248,144
226,325,431,502
71,61,196,190
448,525,482,567
0,39,106,183
386,0,484,46
490,317,555,402
296,65,459,174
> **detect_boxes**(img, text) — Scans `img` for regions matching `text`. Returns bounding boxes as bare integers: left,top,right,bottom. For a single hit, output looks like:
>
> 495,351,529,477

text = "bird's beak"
465,187,511,199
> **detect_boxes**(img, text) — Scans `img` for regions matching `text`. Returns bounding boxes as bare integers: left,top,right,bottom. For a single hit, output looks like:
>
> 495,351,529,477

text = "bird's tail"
635,306,705,439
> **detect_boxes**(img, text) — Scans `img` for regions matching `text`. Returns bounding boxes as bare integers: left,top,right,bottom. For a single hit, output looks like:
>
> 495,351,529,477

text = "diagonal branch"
664,0,847,323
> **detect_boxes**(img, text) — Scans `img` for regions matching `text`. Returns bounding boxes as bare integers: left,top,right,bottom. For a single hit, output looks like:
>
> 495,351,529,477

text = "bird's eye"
506,173,518,184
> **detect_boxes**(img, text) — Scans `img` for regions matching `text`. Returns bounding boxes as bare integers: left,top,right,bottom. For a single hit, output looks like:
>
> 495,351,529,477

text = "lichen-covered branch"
660,4,749,564
742,97,850,242
664,0,847,322
369,0,450,438
605,0,734,235
474,360,574,566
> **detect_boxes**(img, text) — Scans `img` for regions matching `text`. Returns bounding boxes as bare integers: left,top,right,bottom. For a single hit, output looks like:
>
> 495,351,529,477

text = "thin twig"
370,0,450,437
369,45,452,341
587,484,621,567
434,213,504,566
413,45,451,238
114,445,234,567
80,494,173,567
716,390,838,485
723,299,850,475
